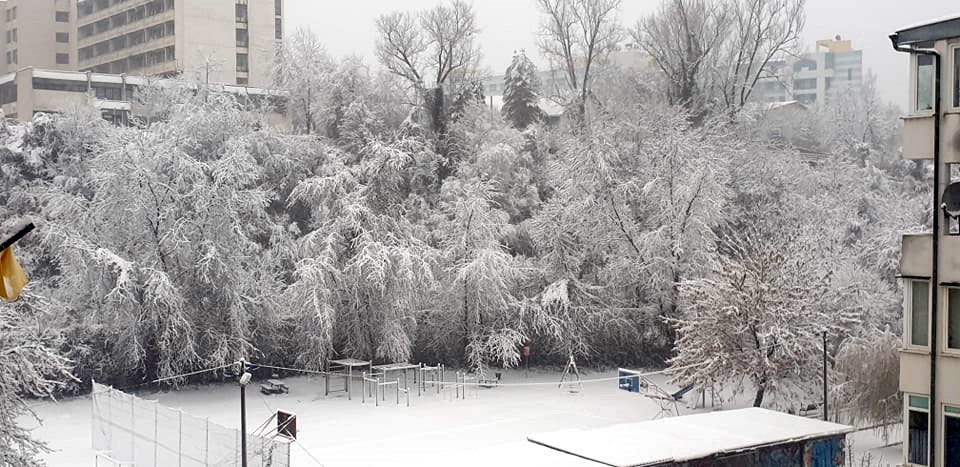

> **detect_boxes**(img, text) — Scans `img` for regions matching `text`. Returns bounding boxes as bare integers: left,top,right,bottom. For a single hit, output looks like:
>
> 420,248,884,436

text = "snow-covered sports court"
25,368,902,466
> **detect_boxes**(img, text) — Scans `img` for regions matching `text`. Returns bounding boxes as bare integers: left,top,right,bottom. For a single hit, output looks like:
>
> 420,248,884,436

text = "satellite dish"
942,182,960,218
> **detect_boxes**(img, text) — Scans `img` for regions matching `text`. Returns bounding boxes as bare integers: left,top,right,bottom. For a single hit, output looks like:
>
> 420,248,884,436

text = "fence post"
91,380,96,458
154,402,159,467
178,409,183,467
205,417,210,466
130,395,135,465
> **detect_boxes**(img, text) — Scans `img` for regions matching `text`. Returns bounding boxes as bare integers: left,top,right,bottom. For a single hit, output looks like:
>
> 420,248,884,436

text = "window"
10,7,16,21
794,78,817,90
946,406,960,467
949,288,960,351
11,49,16,65
5,30,9,44
55,11,70,22
910,280,930,347
5,51,9,65
236,28,248,47
94,85,122,101
236,4,248,23
56,53,70,65
908,395,929,466
917,54,935,112
56,32,69,43
275,17,282,40
11,29,15,42
236,53,248,72
32,78,87,93
954,47,960,108
275,0,282,15
848,68,853,81
0,82,16,105
237,77,248,86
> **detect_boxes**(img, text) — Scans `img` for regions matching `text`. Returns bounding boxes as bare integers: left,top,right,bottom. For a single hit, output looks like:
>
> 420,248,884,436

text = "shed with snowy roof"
527,407,853,467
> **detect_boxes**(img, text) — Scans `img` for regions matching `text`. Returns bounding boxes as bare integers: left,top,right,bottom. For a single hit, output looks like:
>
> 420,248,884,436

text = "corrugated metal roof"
527,408,853,467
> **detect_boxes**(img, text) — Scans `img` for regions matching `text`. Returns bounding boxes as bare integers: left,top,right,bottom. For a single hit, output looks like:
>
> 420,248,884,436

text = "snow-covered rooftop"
894,14,960,35
891,14,960,46
527,407,853,467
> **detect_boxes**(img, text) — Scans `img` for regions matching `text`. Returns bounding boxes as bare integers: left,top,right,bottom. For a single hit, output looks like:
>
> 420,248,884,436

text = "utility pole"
238,359,250,467
822,331,828,421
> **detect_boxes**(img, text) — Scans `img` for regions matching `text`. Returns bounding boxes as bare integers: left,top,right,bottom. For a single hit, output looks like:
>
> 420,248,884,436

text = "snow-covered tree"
528,108,729,360
835,329,901,440
670,219,834,407
375,0,483,137
501,51,542,130
274,28,334,135
0,295,73,466
537,0,623,125
38,90,286,383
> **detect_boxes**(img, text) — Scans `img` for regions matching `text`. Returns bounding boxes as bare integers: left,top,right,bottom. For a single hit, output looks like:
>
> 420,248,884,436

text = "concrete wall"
901,37,960,162
246,0,279,87
175,0,277,87
0,0,77,74
176,0,235,84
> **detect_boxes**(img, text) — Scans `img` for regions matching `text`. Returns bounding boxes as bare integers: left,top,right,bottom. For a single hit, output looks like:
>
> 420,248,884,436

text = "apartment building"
754,37,863,106
0,0,78,74
76,0,283,87
890,15,960,467
0,66,289,128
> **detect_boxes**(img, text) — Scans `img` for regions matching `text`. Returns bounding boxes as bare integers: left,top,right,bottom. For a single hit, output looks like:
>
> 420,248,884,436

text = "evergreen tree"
501,51,542,130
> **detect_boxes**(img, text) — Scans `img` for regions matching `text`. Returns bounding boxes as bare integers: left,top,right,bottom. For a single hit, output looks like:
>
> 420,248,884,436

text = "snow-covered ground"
23,368,904,466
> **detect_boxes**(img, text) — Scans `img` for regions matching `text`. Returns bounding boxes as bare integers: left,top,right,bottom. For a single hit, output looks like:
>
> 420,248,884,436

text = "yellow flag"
0,247,28,301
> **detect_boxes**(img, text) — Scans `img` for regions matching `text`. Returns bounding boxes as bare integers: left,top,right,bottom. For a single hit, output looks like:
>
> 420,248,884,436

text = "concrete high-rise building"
75,0,283,87
0,0,78,74
754,37,863,106
890,14,960,467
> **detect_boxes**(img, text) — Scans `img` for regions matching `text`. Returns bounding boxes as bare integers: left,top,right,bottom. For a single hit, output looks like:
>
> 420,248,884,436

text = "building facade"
754,37,863,106
891,15,960,467
0,0,78,74
74,0,282,87
0,66,289,129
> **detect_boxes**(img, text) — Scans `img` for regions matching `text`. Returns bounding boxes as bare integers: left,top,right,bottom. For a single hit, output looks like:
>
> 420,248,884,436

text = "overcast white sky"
288,0,959,109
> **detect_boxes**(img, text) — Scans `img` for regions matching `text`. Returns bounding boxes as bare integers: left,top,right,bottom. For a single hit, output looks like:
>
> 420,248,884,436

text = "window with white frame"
907,395,929,466
909,279,930,347
946,405,960,466
949,287,960,351
917,54,935,112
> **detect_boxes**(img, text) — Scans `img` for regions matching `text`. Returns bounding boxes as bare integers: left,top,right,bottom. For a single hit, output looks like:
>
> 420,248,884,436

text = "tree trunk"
753,380,766,407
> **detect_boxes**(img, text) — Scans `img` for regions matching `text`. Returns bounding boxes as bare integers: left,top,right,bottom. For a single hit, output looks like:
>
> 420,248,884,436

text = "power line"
292,437,326,467
27,361,239,409
250,360,709,388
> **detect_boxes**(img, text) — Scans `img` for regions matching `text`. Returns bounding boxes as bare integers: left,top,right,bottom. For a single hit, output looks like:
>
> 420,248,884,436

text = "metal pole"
154,401,158,466
240,359,248,467
205,418,210,466
822,331,828,421
178,410,183,467
130,395,135,465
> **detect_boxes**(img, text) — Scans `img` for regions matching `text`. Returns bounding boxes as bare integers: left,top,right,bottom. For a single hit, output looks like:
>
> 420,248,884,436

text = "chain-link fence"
92,382,290,467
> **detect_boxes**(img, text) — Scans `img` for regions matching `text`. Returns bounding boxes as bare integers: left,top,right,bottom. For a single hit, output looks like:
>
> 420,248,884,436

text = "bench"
479,372,502,388
260,379,289,395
